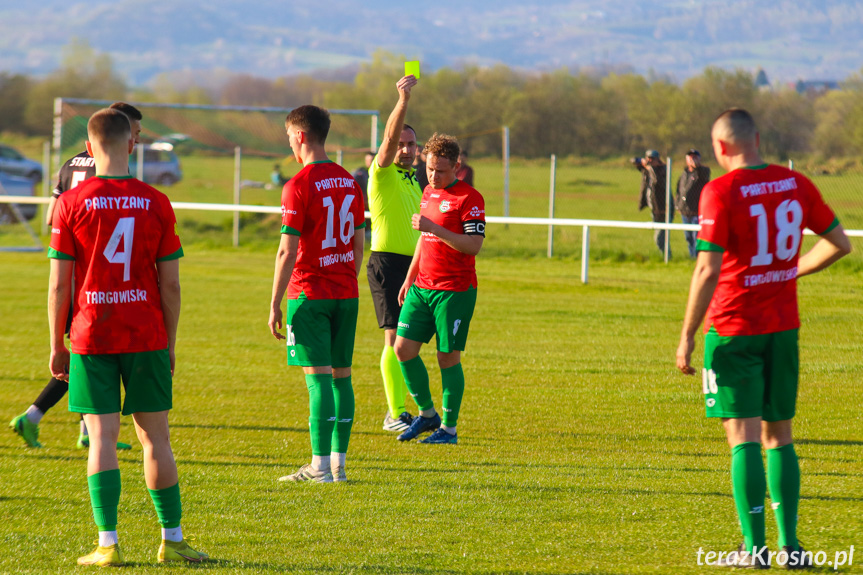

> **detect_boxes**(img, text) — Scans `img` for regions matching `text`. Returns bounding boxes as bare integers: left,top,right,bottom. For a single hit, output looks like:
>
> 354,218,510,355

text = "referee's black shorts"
367,251,413,329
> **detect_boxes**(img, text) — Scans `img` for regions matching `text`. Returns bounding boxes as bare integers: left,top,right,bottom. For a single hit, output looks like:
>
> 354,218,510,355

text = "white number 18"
749,199,803,267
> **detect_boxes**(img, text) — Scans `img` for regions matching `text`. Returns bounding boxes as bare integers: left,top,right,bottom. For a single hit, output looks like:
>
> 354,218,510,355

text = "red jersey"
698,165,837,336
415,180,485,291
281,161,365,300
49,176,183,354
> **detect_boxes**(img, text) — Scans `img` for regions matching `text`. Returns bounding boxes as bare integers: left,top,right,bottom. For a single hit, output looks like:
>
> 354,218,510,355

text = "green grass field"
1,243,862,573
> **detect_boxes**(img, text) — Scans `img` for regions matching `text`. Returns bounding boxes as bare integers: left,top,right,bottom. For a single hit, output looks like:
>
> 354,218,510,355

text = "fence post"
581,225,590,284
502,126,510,219
547,154,556,258
664,156,671,263
233,146,241,247
336,149,343,166
51,98,63,191
788,159,794,170
41,140,50,236
371,114,379,152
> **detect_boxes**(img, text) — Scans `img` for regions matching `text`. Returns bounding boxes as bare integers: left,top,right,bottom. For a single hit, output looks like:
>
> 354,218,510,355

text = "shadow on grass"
170,423,307,434
798,438,863,447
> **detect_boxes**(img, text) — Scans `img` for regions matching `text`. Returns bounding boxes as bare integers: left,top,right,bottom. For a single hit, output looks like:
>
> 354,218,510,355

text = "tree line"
3,44,863,163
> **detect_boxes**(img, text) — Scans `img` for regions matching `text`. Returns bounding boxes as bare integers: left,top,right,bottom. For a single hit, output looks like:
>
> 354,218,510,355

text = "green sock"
731,442,766,552
381,345,407,416
88,469,121,532
305,373,335,456
331,376,354,453
767,444,800,549
440,363,465,428
148,482,182,529
399,356,433,412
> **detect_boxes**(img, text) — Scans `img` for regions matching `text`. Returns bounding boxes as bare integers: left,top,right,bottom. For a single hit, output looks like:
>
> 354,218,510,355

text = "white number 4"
103,217,135,282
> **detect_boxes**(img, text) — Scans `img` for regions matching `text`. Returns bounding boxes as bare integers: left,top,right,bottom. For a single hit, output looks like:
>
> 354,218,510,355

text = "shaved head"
712,108,758,145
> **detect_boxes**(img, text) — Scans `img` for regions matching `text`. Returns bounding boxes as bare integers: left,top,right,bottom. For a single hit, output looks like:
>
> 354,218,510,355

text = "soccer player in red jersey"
393,133,486,444
677,109,851,568
268,105,365,483
48,108,207,566
10,102,142,451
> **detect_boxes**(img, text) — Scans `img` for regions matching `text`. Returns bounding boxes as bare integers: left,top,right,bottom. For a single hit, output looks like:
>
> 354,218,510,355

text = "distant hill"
1,0,862,85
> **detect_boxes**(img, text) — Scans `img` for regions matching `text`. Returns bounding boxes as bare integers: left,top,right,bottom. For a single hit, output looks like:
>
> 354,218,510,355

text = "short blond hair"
712,108,757,144
423,132,460,165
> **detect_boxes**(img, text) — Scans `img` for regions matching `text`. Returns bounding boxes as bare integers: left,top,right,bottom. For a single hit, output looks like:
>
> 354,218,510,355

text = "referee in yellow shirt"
367,74,423,432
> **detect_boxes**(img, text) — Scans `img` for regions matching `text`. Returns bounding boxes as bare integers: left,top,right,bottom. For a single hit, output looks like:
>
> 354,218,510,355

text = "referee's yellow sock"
381,345,407,416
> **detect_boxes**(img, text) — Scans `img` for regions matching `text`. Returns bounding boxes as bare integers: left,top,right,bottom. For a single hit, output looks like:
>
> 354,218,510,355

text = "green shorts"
397,285,476,353
703,327,799,421
69,349,172,415
286,294,358,368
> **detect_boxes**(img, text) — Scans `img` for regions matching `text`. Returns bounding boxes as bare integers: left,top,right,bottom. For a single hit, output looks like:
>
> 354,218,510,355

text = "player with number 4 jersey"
677,109,850,569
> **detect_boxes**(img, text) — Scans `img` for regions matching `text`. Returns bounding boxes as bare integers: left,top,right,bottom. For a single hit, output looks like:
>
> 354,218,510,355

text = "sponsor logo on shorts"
398,321,410,329
706,398,716,407
453,319,461,335
439,200,451,213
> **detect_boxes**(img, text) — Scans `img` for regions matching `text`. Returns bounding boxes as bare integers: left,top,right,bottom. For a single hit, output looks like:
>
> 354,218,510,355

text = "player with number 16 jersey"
49,176,183,355
697,164,837,336
280,161,366,300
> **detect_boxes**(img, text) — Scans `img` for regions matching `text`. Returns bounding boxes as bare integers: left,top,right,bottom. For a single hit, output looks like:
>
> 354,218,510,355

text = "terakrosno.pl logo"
696,546,854,570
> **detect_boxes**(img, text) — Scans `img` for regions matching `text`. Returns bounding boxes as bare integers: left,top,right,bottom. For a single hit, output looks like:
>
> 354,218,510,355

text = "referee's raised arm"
377,75,418,168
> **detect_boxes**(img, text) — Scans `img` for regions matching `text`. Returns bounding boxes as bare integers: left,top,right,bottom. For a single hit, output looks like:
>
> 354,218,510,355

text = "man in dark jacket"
675,149,711,259
633,149,672,257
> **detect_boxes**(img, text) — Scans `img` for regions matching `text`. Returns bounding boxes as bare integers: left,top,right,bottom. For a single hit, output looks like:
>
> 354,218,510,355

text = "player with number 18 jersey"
49,176,183,355
697,165,838,337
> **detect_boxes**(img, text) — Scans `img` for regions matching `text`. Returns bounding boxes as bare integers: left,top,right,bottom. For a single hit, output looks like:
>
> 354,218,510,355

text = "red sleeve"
462,190,486,223
697,180,728,249
49,194,77,258
281,176,305,235
799,175,837,234
156,193,182,259
352,180,365,227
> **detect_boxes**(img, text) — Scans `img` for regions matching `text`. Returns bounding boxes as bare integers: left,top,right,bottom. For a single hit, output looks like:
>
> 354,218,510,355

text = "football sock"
24,405,44,425
331,452,346,469
399,356,434,412
99,530,119,547
33,377,69,413
162,526,183,543
88,469,121,532
441,425,457,435
148,482,182,529
381,345,407,416
305,373,335,457
731,442,766,552
440,363,465,428
331,376,354,454
767,443,800,549
311,454,331,472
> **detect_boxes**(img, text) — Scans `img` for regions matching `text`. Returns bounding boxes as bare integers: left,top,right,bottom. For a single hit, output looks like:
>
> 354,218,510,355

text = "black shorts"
367,251,413,329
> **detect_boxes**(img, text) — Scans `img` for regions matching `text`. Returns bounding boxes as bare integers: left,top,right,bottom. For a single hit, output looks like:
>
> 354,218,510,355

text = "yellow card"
404,61,420,79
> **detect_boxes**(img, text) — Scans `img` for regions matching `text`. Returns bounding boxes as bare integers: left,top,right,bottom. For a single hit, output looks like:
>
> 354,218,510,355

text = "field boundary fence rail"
3,195,861,283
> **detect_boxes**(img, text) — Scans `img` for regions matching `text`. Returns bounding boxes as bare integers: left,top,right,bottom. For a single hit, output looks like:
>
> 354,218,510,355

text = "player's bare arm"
268,233,299,339
45,196,58,226
412,213,484,256
156,259,181,375
797,224,852,277
676,250,723,375
352,231,364,278
377,75,418,169
47,258,73,382
397,240,423,306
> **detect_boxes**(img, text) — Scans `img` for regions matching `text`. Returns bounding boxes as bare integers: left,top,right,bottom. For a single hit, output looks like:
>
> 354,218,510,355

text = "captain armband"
463,219,486,237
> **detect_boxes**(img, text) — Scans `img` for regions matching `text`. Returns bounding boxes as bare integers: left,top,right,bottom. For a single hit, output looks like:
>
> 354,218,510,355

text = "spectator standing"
676,149,711,259
633,149,673,257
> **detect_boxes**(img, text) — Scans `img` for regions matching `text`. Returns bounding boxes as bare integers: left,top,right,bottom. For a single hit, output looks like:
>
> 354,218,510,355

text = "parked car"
0,144,43,183
129,143,183,186
0,170,37,223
